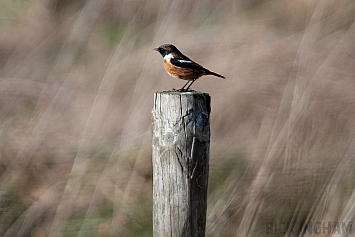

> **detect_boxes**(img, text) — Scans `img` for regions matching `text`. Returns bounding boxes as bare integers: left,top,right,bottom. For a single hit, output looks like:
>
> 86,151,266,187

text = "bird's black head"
154,44,180,57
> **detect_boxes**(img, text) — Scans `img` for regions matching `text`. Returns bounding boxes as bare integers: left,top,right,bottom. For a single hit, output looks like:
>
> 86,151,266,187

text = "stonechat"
154,44,225,91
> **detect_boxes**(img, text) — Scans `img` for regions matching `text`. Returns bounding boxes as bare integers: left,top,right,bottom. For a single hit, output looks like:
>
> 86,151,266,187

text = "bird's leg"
185,79,196,91
178,80,192,91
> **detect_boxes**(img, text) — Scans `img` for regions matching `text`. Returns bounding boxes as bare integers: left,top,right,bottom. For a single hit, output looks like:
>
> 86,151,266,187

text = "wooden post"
152,91,210,237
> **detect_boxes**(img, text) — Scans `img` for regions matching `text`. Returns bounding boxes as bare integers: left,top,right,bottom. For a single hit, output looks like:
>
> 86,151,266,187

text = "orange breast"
163,59,202,80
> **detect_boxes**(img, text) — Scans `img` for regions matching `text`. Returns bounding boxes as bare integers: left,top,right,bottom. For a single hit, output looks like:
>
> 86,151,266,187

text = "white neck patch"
164,53,173,60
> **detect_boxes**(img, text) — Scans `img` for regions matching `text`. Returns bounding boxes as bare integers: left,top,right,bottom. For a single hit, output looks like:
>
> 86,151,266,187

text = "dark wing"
170,58,209,74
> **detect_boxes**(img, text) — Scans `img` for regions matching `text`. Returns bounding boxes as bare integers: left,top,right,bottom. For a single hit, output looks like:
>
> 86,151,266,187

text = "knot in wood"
162,131,175,147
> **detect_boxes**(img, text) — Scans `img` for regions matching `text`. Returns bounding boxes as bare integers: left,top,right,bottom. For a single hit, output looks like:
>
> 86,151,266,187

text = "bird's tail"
208,71,225,79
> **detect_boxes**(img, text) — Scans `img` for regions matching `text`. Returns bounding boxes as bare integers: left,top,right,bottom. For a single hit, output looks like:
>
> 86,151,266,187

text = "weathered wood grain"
152,91,210,237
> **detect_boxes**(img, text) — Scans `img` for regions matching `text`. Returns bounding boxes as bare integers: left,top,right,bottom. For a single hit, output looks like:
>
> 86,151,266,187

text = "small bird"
154,44,225,91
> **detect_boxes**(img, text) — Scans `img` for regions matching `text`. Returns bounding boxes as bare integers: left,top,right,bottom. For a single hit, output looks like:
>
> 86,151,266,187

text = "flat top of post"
155,90,210,96
154,90,211,115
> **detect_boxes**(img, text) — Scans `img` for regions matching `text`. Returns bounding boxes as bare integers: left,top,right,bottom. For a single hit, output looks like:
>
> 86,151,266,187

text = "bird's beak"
153,48,159,51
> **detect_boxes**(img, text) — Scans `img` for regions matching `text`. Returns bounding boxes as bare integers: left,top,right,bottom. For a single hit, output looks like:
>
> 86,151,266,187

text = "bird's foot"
172,88,194,92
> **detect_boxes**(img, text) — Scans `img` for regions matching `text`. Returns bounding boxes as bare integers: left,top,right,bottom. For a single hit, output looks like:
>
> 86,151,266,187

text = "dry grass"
1,0,355,236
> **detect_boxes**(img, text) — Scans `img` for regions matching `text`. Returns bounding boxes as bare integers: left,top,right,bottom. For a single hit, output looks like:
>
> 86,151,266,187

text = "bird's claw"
172,88,193,92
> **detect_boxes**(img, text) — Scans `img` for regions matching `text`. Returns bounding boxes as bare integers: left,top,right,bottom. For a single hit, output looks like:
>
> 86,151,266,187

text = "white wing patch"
177,59,193,64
